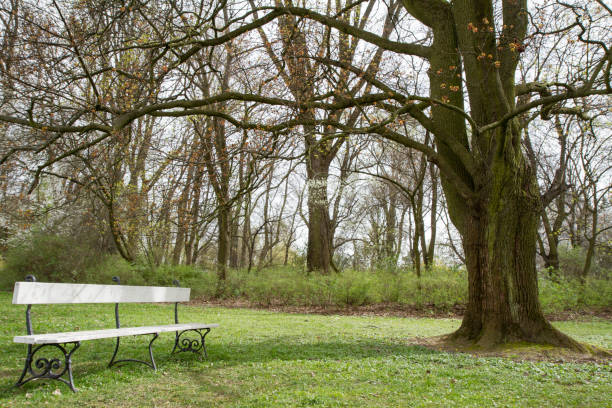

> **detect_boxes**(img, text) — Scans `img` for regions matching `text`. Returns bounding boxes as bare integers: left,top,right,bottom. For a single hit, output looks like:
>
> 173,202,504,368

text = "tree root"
445,321,610,357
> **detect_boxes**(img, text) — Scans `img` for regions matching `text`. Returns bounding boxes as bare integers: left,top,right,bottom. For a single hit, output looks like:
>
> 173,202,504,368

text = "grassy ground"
0,292,610,407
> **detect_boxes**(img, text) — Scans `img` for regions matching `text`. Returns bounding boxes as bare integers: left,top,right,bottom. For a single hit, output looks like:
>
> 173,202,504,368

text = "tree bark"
426,162,438,267
449,148,583,349
384,187,397,262
581,196,598,283
306,153,332,273
217,204,230,281
539,210,561,271
228,215,240,268
172,162,194,265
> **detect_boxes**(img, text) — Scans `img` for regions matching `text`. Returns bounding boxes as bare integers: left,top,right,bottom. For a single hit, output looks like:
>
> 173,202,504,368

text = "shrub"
558,245,587,279
580,278,612,308
142,263,218,298
539,273,612,313
331,270,376,306
83,255,145,285
197,265,470,310
1,231,103,287
539,276,581,313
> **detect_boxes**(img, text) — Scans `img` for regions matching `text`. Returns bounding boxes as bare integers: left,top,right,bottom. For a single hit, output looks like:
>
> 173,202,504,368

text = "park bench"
11,275,219,392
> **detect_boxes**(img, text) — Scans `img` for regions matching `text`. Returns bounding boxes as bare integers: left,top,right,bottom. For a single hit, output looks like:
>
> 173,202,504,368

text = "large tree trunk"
450,158,583,349
306,154,332,274
400,0,586,350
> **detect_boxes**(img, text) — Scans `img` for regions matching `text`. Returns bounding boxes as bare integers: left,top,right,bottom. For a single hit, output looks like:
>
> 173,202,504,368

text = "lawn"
0,292,610,407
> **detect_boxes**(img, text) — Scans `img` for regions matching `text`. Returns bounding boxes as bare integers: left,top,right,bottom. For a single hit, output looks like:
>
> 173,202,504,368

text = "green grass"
0,292,610,407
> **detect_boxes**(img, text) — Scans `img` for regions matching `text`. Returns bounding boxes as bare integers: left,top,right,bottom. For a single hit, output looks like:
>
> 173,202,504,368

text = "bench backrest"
12,282,190,305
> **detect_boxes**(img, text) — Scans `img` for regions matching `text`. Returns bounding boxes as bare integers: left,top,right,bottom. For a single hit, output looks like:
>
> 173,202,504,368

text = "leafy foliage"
1,231,102,285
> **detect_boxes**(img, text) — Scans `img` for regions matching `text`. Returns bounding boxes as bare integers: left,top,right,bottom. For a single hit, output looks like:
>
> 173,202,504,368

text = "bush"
139,263,218,298
539,274,612,313
83,255,146,286
331,270,377,306
198,265,469,310
0,231,103,288
0,232,219,298
558,245,587,279
539,276,581,312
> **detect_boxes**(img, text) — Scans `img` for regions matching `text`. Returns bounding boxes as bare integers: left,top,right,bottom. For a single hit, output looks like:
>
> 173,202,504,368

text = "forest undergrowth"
1,242,610,316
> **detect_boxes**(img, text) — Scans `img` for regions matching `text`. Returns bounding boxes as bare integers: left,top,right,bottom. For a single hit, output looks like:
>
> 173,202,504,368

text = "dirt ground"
191,298,612,321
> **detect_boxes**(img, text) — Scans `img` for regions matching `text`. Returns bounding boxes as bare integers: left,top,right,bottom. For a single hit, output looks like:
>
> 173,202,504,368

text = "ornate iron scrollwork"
15,342,81,392
171,328,211,359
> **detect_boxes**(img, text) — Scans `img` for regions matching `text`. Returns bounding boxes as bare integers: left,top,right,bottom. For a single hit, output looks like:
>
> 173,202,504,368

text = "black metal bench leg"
148,333,158,370
15,344,32,388
15,342,81,392
108,333,159,370
171,328,211,360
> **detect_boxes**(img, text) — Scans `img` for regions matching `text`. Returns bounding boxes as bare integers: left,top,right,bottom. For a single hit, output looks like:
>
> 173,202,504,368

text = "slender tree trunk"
384,190,397,262
581,203,598,283
540,211,561,271
283,196,298,266
258,166,274,267
172,167,193,265
417,187,428,270
306,155,332,273
412,228,421,278
395,206,408,266
185,159,205,265
155,191,175,265
283,233,292,265
217,204,230,281
411,197,425,277
229,204,240,268
426,163,438,267
240,195,251,268
107,203,133,262
582,237,596,283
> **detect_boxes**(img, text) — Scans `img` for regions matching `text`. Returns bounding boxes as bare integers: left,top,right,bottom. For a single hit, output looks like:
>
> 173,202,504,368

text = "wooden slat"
13,323,220,344
12,282,191,304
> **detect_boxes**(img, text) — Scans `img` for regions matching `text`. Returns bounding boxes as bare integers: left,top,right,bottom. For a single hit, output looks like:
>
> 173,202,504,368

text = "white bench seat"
14,323,220,344
12,278,218,392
